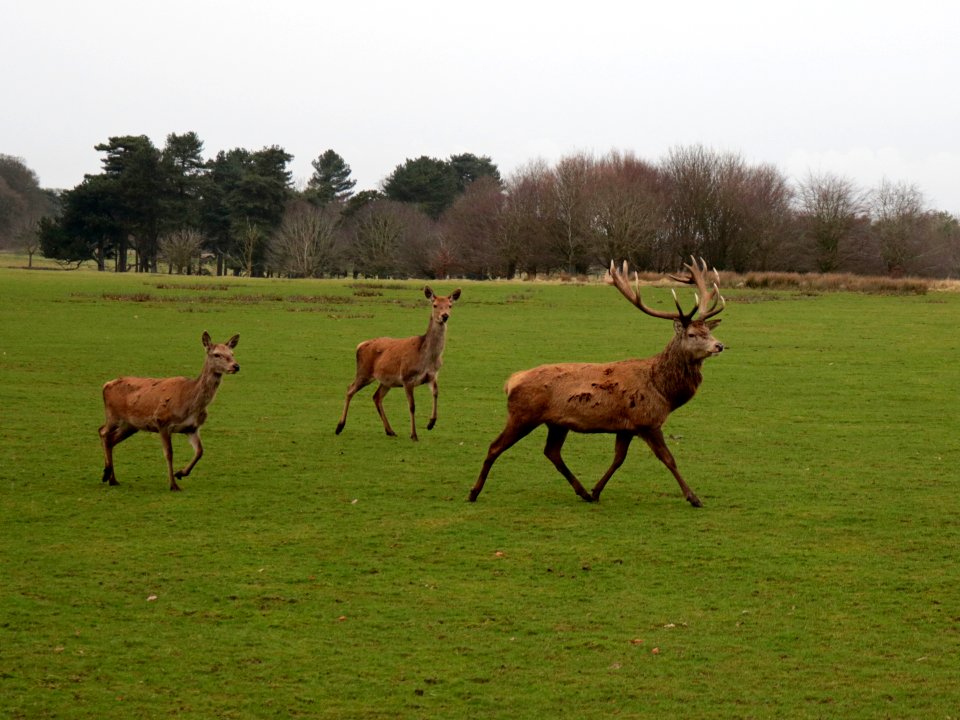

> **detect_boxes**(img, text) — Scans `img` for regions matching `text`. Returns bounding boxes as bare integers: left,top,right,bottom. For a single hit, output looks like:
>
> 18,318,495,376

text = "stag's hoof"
687,495,703,508
427,418,436,430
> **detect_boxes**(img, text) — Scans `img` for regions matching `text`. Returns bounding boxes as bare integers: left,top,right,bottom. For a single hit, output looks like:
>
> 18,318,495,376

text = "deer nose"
714,343,724,353
440,313,449,323
232,363,241,373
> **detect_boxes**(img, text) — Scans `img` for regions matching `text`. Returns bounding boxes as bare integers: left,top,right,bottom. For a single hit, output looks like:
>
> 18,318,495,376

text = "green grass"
2,268,959,719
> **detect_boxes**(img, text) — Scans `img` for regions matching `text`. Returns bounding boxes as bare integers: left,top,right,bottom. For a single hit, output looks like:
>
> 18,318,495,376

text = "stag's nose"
713,343,724,354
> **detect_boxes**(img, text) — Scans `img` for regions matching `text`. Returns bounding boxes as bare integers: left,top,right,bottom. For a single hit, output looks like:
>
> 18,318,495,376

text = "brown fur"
469,259,724,507
99,332,240,491
336,286,461,441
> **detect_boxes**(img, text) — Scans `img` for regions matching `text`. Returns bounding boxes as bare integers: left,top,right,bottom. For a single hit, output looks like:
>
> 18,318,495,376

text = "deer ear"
451,288,462,302
706,319,722,330
424,286,434,299
226,334,240,348
673,320,684,335
202,331,212,348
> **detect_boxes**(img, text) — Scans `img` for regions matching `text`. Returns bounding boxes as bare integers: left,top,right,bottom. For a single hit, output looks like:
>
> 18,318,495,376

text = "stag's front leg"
543,424,593,502
174,431,204,481
426,377,438,431
638,427,702,507
590,432,633,501
372,384,397,437
159,430,182,492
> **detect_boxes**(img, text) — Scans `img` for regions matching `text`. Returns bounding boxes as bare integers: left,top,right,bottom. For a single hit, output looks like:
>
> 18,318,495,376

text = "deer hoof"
687,495,703,508
427,418,436,430
335,423,345,435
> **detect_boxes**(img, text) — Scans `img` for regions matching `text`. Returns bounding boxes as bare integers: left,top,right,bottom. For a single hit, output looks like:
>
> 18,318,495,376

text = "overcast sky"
4,0,959,213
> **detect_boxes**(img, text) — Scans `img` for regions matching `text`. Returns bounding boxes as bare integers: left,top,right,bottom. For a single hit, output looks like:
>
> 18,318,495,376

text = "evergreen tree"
306,149,356,204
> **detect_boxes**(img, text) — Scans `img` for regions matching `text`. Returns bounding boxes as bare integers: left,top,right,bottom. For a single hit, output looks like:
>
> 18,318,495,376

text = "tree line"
4,134,959,278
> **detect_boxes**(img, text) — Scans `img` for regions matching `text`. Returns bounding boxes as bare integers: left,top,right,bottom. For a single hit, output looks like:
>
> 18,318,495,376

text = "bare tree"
737,164,795,271
269,200,343,277
440,175,506,277
869,179,929,275
547,153,595,273
500,159,552,277
160,228,204,274
589,151,666,271
794,172,871,273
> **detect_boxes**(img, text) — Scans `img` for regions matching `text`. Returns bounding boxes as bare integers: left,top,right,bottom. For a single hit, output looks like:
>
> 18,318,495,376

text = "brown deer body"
469,258,724,507
99,332,240,491
336,286,461,441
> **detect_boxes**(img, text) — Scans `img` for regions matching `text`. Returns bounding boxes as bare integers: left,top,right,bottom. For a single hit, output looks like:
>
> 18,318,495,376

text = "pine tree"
307,149,356,204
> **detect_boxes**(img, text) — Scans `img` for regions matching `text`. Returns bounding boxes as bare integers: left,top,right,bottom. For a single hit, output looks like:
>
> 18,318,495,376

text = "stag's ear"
202,331,212,348
424,286,434,300
451,288,462,302
226,334,240,348
706,319,722,330
673,319,685,336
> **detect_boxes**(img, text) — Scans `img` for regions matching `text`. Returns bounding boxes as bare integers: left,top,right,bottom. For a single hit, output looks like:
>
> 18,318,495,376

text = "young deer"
336,286,462,441
469,258,725,507
99,332,240,491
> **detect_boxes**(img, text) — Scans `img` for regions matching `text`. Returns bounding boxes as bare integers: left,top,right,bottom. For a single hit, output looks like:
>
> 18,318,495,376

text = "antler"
606,257,725,324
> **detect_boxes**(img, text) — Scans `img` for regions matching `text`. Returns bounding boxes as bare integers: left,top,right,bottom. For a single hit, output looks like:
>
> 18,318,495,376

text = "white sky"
4,0,959,214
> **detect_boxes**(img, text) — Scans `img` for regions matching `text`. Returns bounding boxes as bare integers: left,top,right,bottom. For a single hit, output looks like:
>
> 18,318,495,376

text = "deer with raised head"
469,258,725,507
336,286,462,441
99,332,240,491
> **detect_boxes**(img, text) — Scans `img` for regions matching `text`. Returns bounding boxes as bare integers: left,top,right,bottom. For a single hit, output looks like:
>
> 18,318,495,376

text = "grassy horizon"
2,267,959,718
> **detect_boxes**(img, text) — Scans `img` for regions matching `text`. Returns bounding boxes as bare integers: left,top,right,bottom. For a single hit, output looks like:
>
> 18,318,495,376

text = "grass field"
1,266,959,719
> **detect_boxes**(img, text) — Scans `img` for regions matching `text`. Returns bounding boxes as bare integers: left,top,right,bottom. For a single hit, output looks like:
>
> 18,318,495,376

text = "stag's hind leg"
99,422,137,486
468,419,539,501
590,432,633,501
543,425,593,502
638,427,703,507
372,384,398,437
336,376,373,435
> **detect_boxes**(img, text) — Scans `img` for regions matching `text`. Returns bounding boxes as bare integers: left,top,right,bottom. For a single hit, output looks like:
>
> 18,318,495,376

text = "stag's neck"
192,362,225,408
652,338,704,409
420,318,448,363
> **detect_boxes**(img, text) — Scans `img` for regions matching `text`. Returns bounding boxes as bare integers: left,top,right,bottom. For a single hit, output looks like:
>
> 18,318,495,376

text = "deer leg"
468,419,539,501
543,425,593,502
159,430,182,492
100,422,136,486
426,377,438,431
404,383,419,441
638,427,702,507
372,384,397,437
174,431,203,480
590,432,633,501
336,377,372,434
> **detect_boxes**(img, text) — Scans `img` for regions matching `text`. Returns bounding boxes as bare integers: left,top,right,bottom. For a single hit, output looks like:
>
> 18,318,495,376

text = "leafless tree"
440,176,505,277
160,228,204,274
345,199,436,278
500,159,552,276
868,179,929,275
589,151,666,271
269,200,343,277
794,172,871,273
737,164,795,271
547,153,595,273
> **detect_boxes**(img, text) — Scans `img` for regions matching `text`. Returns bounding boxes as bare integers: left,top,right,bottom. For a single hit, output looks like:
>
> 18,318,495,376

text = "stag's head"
606,257,725,359
202,331,241,375
425,286,462,325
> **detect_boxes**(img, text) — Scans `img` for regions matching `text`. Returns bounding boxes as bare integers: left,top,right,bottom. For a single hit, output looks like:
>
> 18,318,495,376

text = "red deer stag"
336,286,462,441
469,258,725,507
99,332,240,491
